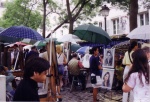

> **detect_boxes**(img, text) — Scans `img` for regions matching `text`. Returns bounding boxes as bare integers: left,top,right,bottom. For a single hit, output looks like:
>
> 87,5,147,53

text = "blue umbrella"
76,46,90,54
0,26,44,41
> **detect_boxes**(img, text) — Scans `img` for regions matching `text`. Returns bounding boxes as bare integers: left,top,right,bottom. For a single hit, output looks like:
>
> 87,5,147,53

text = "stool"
70,75,80,92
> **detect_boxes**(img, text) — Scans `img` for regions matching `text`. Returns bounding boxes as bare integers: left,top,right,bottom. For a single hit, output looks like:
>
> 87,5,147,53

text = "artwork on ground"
101,68,115,90
103,48,115,68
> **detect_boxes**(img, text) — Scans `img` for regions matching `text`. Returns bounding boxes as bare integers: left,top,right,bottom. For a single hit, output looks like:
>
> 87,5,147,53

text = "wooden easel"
46,40,61,102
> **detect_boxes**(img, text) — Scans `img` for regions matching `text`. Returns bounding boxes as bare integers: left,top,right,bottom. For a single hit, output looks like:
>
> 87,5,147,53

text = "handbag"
91,73,102,86
91,73,97,84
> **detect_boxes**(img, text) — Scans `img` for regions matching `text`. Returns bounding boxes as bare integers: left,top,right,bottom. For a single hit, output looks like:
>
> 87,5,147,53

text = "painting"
103,48,115,68
101,68,115,90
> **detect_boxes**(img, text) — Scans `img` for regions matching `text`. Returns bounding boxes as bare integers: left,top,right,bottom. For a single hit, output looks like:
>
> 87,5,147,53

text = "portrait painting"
101,68,115,89
103,48,115,68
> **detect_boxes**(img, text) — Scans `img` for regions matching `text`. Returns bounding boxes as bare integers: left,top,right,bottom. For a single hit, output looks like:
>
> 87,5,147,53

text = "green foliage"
0,0,42,30
107,0,130,10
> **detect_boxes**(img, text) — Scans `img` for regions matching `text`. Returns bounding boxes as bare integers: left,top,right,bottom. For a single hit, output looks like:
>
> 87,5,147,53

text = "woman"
122,41,138,102
56,45,67,92
89,47,102,102
122,49,150,102
0,65,15,95
102,72,110,87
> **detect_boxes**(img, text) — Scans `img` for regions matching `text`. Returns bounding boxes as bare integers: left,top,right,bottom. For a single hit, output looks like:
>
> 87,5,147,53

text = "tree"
42,0,57,38
47,0,103,37
0,0,42,30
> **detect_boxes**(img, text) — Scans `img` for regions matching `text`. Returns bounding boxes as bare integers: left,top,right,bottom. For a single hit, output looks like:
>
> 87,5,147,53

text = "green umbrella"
34,40,47,47
70,44,81,52
73,24,111,44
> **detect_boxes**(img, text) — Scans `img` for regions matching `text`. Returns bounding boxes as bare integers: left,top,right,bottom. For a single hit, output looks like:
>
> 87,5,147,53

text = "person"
122,49,150,102
115,60,124,90
12,44,19,69
0,65,15,95
56,45,67,92
142,46,150,65
25,46,39,63
102,72,110,87
68,53,86,90
104,50,113,66
89,47,102,102
13,57,50,101
122,41,138,102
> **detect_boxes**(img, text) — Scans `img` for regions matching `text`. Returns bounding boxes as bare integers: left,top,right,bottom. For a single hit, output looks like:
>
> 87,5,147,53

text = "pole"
104,16,107,32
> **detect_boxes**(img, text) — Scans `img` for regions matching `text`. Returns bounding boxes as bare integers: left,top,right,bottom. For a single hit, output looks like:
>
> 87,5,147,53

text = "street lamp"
100,5,110,31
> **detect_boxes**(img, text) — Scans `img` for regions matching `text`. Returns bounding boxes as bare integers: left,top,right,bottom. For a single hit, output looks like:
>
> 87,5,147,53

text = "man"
68,53,86,90
104,50,113,66
25,46,39,63
13,57,50,101
12,44,19,69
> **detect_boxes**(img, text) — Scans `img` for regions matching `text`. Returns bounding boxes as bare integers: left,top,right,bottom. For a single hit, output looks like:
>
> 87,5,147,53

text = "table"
12,70,23,77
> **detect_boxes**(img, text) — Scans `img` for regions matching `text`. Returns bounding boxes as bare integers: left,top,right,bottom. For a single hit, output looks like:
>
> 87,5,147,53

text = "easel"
45,40,61,102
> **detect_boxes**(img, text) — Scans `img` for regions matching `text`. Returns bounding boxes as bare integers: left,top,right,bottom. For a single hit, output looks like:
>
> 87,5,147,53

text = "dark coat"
13,78,39,101
104,57,113,66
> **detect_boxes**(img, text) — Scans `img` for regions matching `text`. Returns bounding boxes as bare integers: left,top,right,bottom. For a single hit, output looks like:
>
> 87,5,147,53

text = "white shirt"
127,72,150,102
57,53,65,65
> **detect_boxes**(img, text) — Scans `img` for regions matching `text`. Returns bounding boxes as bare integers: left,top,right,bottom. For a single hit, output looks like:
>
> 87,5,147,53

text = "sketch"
103,49,115,68
101,68,115,89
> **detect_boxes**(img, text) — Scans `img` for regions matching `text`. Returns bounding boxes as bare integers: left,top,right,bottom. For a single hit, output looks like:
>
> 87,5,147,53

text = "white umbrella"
127,25,150,40
21,38,36,44
23,45,33,51
57,34,81,44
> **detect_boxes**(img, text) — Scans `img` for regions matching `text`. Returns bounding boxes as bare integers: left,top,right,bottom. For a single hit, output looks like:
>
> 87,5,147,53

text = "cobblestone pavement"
61,87,122,102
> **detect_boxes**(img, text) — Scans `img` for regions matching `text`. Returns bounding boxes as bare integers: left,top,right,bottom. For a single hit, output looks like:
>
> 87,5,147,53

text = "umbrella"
127,25,150,40
70,44,81,52
45,38,62,45
7,42,28,47
23,45,33,51
57,34,81,44
21,38,37,44
76,46,90,54
34,40,47,47
0,26,44,41
73,24,111,44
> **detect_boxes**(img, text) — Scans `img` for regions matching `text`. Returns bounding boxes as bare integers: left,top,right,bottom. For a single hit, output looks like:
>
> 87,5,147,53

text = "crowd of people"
0,40,150,102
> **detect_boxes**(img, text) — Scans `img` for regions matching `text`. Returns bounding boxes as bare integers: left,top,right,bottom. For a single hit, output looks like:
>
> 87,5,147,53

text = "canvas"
101,68,115,90
103,49,115,68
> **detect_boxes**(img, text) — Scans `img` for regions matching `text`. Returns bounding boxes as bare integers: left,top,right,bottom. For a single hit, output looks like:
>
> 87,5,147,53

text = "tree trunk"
43,0,46,38
129,0,138,31
69,20,74,34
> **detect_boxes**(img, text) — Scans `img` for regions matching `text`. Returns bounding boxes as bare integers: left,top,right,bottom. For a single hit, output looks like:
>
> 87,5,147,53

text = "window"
0,2,4,8
139,12,149,26
140,14,144,26
145,13,149,25
99,22,102,28
112,18,119,34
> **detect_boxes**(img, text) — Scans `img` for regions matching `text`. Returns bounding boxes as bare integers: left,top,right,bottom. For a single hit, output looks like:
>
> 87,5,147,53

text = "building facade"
96,2,150,37
0,0,149,38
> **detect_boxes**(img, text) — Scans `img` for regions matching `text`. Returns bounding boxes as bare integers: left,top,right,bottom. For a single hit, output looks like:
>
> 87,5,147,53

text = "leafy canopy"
0,0,42,30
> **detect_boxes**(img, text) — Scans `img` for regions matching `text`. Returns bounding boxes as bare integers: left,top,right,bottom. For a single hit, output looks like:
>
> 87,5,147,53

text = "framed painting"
103,49,115,68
